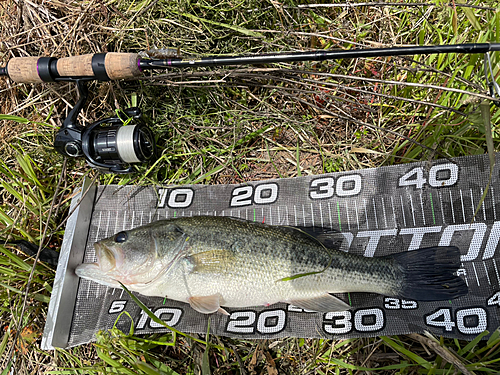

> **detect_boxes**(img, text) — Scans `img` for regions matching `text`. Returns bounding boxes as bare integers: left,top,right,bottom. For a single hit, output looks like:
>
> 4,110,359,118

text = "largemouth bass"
75,216,467,314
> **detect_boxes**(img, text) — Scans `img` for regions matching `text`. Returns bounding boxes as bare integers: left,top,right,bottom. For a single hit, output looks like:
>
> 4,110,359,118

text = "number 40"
398,163,458,189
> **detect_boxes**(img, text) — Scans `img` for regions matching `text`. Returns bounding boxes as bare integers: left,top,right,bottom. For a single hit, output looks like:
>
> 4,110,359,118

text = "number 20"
226,310,286,334
230,184,279,207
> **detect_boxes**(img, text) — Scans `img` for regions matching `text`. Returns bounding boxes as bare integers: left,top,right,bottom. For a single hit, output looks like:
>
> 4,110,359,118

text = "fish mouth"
94,242,117,272
74,262,99,278
74,262,122,288
74,242,122,288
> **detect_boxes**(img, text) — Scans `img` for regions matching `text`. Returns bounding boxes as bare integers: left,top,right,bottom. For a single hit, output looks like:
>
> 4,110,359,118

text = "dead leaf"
263,350,278,375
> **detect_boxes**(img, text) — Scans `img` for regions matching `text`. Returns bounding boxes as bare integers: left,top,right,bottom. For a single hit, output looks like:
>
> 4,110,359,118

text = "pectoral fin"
290,294,350,312
188,293,226,314
186,249,236,273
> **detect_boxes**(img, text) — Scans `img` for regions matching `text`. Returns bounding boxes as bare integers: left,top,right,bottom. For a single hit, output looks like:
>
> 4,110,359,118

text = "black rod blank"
138,43,500,71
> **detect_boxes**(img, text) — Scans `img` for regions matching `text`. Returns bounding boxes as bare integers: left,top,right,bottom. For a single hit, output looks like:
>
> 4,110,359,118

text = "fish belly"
147,250,400,308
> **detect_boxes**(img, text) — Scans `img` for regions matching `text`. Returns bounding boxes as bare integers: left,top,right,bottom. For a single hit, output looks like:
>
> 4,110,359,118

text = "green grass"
1,0,500,373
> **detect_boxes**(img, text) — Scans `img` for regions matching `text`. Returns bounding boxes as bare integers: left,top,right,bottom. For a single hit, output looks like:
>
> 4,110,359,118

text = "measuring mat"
42,154,500,349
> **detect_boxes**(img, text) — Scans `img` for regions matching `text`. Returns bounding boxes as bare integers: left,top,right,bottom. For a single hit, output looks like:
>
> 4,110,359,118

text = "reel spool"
82,109,155,173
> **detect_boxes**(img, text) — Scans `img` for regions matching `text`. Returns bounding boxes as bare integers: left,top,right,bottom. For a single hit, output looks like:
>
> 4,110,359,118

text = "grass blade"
472,101,495,222
118,281,223,349
174,11,264,38
0,114,29,123
381,336,431,369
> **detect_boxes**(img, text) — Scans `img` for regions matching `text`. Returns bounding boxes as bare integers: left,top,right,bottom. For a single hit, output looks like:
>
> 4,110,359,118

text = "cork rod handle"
6,57,45,83
5,53,142,83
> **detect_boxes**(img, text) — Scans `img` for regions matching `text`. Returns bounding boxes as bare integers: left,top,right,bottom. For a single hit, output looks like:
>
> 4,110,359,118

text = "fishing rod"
1,43,500,173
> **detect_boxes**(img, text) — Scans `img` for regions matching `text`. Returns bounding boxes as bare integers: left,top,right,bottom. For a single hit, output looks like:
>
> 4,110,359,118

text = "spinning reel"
53,81,155,174
0,53,157,173
1,44,500,174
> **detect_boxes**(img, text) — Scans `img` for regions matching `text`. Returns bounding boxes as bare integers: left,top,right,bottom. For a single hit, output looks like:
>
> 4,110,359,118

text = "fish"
75,216,468,314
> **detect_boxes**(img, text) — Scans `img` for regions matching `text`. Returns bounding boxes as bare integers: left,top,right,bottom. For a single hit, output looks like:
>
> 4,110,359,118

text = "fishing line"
1,43,499,174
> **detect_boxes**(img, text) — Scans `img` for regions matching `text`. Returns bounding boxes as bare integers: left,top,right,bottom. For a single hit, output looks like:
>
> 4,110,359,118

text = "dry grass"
0,0,499,374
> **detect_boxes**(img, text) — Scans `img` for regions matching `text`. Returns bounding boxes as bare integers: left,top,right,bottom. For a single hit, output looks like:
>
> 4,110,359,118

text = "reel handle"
4,53,141,83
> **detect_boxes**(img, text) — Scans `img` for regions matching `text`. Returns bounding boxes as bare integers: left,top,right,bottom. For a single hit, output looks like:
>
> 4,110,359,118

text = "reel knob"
64,142,82,157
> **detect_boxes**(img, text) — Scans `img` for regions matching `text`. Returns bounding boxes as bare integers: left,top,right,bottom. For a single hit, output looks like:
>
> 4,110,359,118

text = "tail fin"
390,246,468,301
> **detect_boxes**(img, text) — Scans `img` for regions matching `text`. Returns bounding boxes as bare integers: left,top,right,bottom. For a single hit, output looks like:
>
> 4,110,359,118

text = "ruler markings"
302,205,306,226
105,211,111,237
336,202,342,232
390,196,396,228
419,192,426,226
429,193,436,225
483,262,492,285
492,185,497,220
493,259,500,285
354,201,360,230
114,211,119,233
319,203,324,228
469,189,475,222
96,211,103,244
400,195,407,227
460,189,465,223
294,205,298,226
382,197,388,228
449,191,455,224
345,202,350,231
85,279,90,300
372,198,379,229
409,194,416,227
363,199,369,230
119,289,124,299
88,160,500,331
285,206,290,225
310,204,314,227
472,262,480,287
439,191,445,225
131,211,136,229
480,188,486,221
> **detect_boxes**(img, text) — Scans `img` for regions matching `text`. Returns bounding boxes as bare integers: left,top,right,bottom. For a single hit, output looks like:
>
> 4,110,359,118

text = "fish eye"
114,231,128,243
